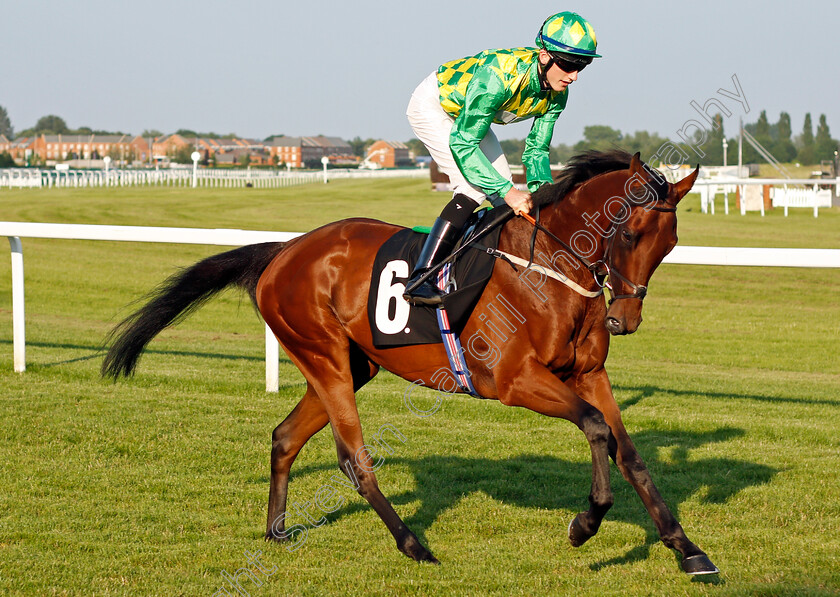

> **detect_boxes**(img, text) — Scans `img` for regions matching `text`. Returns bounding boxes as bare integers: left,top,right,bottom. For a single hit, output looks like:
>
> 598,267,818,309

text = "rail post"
7,236,25,372
265,323,279,392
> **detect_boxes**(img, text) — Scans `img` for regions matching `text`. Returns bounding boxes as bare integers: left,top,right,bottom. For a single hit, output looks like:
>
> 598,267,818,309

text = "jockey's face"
538,49,580,92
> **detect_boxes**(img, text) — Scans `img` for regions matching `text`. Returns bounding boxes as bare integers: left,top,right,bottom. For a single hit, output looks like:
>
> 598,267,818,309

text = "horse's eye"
621,230,634,244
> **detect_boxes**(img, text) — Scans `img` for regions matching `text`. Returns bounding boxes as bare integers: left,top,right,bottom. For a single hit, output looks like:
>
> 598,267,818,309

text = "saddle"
367,207,511,348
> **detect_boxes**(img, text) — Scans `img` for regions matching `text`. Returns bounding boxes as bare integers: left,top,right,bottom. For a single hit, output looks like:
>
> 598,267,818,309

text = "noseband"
521,201,676,305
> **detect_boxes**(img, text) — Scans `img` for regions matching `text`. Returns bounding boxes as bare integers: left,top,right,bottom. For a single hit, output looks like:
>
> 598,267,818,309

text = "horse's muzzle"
605,313,643,336
605,316,629,335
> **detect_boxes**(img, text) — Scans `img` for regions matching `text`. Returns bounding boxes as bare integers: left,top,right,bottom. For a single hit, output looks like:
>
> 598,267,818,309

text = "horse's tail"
101,241,286,379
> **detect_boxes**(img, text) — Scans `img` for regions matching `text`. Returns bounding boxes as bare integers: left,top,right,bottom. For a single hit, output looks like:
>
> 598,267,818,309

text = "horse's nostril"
605,317,621,332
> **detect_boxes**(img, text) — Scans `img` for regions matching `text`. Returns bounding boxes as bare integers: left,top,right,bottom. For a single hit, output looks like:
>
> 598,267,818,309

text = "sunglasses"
549,54,591,73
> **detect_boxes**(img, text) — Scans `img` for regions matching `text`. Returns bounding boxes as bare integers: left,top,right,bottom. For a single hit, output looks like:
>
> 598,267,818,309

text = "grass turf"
0,179,838,596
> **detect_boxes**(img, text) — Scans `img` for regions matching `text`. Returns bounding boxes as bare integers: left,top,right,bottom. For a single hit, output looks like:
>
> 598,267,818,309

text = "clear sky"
1,0,837,145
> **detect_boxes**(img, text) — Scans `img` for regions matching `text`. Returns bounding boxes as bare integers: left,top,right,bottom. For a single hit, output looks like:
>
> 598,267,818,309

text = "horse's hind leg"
265,346,379,542
327,407,438,564
277,333,436,563
265,384,329,541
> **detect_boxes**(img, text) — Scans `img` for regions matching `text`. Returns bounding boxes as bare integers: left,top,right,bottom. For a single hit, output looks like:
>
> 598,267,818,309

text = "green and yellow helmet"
536,12,600,60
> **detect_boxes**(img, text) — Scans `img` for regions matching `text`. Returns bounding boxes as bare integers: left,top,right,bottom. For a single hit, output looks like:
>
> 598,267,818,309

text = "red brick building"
153,134,269,165
35,134,141,162
1,134,150,165
268,135,357,168
8,137,35,164
365,140,410,168
3,132,365,169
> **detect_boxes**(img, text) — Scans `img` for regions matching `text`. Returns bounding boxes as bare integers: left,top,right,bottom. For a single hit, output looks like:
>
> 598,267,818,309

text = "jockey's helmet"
536,12,600,71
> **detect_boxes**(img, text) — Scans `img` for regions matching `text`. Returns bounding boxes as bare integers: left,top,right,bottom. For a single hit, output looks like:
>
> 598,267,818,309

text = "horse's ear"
672,165,700,202
629,152,643,174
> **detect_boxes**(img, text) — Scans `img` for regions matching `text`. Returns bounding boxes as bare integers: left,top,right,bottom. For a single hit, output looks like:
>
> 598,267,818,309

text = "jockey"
403,11,600,305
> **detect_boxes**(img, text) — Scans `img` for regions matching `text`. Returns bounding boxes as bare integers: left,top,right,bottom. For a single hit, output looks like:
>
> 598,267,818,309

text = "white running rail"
1,222,302,391
3,222,840,390
0,167,429,189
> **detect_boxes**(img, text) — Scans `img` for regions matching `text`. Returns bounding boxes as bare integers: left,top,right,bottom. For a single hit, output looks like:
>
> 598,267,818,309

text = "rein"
518,200,676,304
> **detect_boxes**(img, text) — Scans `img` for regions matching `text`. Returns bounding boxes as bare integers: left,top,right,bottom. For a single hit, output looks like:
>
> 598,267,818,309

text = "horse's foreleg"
586,370,719,575
265,385,329,541
497,362,614,547
568,409,614,547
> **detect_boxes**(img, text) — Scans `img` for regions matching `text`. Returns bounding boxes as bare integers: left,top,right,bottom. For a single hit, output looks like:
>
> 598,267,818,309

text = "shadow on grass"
282,425,777,571
0,339,292,368
613,383,840,408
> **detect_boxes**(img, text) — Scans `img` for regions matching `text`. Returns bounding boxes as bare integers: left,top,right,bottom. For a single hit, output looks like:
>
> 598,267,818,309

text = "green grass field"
1,179,839,596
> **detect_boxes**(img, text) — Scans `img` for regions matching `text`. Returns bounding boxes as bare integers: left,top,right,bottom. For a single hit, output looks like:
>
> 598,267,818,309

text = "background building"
365,140,410,168
268,136,358,168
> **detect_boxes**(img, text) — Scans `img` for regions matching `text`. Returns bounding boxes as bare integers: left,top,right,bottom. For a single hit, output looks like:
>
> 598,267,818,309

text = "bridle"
520,199,676,305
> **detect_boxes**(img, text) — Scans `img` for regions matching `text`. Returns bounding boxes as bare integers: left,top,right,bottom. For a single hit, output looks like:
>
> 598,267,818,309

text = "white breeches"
406,72,512,204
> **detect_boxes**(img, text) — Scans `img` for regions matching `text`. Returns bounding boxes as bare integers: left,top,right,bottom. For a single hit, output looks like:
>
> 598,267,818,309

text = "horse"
102,149,719,576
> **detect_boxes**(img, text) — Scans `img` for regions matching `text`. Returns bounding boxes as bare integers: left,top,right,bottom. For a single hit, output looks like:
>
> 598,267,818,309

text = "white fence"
695,178,839,217
3,222,840,391
2,223,301,391
0,167,429,190
773,186,834,216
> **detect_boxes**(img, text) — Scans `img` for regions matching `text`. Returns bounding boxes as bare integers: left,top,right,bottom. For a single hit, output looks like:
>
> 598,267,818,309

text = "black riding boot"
403,195,475,306
403,217,462,305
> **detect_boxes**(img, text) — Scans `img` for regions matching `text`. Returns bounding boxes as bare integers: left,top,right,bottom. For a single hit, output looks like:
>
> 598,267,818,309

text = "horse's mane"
531,149,636,207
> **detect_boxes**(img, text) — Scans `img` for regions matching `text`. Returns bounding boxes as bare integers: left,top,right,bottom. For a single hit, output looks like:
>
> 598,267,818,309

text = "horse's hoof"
405,546,440,565
681,554,720,575
418,551,440,565
400,536,440,564
264,531,288,543
568,515,594,547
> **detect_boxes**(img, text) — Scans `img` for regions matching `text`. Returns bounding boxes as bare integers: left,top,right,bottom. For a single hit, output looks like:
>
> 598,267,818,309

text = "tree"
814,114,838,162
348,136,375,158
33,115,69,135
574,125,622,153
404,138,429,157
0,151,14,167
500,138,526,164
550,143,575,164
692,114,725,165
123,148,137,165
172,145,194,164
0,105,13,139
797,113,815,165
141,129,164,139
620,130,663,159
774,112,797,162
753,110,773,148
737,110,774,164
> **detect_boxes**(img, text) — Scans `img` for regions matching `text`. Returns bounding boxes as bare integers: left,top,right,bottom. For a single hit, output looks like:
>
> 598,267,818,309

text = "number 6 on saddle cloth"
367,207,512,365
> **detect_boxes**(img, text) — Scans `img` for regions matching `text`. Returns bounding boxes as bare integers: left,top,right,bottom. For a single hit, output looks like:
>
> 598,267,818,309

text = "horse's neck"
540,173,625,261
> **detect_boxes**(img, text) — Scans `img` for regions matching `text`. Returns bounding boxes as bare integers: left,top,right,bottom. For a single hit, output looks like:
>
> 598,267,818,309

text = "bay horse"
102,150,719,575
